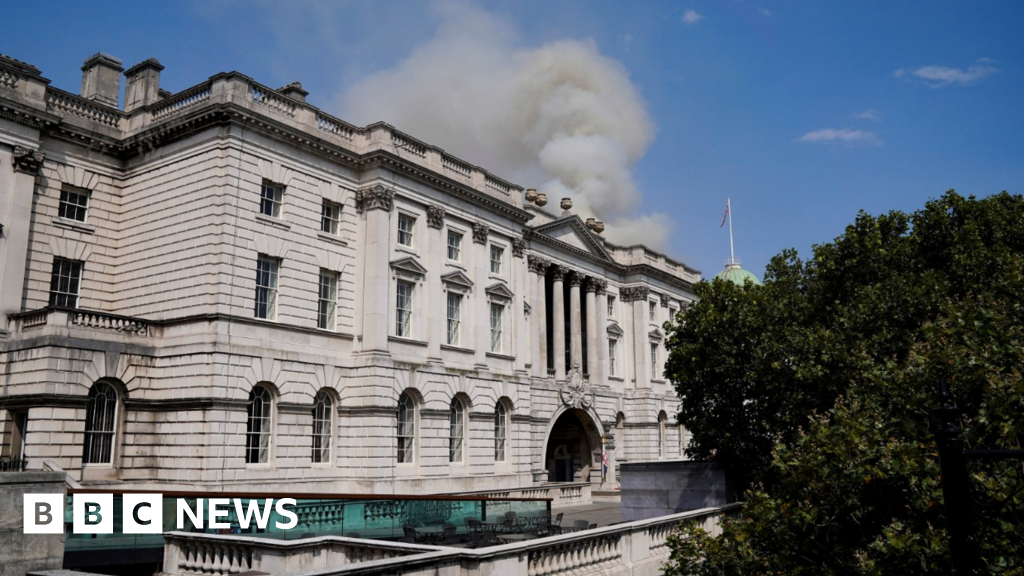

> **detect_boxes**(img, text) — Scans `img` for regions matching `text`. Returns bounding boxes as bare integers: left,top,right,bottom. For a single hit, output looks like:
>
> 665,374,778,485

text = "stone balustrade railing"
159,503,742,576
458,481,592,509
44,87,123,129
8,307,149,337
150,82,212,120
159,533,438,576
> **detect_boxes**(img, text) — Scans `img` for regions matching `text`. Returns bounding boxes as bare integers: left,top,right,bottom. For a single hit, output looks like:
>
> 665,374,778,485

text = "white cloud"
681,9,704,25
852,109,881,121
759,8,772,17
893,60,997,87
342,1,670,248
799,129,880,145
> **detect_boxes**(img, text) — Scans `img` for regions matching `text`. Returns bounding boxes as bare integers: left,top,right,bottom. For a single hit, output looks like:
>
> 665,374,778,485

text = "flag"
601,447,609,480
720,199,730,227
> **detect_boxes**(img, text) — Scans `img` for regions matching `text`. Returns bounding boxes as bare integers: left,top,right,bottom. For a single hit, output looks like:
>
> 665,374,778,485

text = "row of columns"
527,255,608,383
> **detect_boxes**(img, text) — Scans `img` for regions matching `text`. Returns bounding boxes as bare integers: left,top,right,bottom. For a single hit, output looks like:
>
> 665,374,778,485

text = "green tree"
663,191,1024,573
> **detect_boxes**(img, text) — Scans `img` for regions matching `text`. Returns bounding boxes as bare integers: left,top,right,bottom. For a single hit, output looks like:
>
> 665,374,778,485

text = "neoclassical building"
0,52,696,493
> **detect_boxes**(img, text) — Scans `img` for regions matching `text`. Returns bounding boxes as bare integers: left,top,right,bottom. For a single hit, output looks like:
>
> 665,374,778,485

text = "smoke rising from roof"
341,2,671,248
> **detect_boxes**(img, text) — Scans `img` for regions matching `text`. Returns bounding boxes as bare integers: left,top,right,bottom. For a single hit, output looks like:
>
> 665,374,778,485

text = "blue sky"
6,1,1023,279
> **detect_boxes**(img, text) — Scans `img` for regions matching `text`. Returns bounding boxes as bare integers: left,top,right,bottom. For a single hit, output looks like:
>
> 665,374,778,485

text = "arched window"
397,392,416,464
312,390,333,464
246,386,273,464
449,398,465,463
658,412,667,459
678,423,687,458
494,401,508,461
83,382,118,464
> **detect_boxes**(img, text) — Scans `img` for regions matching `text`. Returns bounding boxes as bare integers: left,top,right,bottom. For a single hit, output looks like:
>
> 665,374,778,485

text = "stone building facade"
0,52,697,493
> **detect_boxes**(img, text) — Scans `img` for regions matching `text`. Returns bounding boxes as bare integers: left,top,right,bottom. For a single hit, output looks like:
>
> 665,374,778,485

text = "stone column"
569,272,583,371
1,146,44,332
551,265,566,380
585,279,599,381
513,238,528,374
426,205,445,363
595,280,609,385
623,286,651,389
529,256,548,378
357,185,395,354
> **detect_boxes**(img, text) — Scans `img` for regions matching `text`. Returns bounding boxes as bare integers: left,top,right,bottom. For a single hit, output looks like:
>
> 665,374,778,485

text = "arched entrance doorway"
544,408,603,483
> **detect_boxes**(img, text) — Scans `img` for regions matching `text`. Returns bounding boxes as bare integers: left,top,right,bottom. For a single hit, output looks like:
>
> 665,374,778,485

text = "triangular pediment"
485,282,515,302
390,257,428,279
607,321,624,337
649,327,665,341
441,270,474,290
530,216,612,262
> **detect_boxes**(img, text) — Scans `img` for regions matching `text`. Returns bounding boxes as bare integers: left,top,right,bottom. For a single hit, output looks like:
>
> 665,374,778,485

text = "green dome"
715,262,761,286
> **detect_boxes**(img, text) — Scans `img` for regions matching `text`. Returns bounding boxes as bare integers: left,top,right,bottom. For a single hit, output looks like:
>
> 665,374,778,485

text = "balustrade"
151,83,212,120
317,113,356,141
72,310,149,336
250,83,297,118
45,88,122,128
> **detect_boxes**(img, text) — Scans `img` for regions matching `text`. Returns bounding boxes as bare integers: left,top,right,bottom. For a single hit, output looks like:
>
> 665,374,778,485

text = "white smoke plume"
341,1,671,248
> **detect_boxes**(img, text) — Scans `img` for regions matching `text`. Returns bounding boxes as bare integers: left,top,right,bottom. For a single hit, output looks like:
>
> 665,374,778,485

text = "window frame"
82,382,118,465
320,199,342,235
446,292,462,346
447,230,463,262
49,257,83,308
255,255,280,320
396,280,414,337
311,390,333,464
650,342,658,378
397,213,416,248
494,401,508,462
259,180,284,218
607,295,616,318
608,338,618,376
489,245,504,275
397,392,417,464
317,269,339,330
649,300,657,322
245,386,274,465
58,185,90,223
449,397,465,463
489,302,504,353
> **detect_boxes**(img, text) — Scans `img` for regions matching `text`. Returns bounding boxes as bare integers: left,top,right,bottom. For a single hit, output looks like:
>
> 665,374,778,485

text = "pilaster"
1,145,44,332
356,184,394,354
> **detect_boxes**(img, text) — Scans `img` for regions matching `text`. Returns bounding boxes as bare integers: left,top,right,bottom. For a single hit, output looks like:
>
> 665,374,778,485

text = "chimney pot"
80,52,123,108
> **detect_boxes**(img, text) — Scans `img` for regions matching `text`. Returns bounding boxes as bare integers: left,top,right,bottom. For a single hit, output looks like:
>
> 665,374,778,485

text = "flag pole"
728,198,735,264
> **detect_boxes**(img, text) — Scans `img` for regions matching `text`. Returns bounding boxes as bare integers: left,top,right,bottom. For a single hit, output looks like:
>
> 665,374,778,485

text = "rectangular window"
447,231,462,261
446,292,462,346
49,258,83,308
649,301,657,322
651,342,658,377
396,281,413,337
490,303,504,353
607,295,616,318
58,186,90,222
321,200,342,234
609,339,617,376
490,246,503,275
397,213,415,247
317,270,338,330
260,180,284,217
255,255,279,320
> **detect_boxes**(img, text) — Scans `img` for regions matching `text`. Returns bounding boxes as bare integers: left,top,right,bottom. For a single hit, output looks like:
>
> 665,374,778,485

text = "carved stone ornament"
661,293,671,308
527,255,549,274
426,204,446,229
550,265,566,282
511,237,526,258
560,362,594,409
472,222,490,244
12,145,45,175
568,272,583,287
355,185,394,213
619,285,650,303
592,278,608,296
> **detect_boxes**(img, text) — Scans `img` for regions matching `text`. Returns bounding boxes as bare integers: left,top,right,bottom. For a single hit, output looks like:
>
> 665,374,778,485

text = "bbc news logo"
23,494,299,534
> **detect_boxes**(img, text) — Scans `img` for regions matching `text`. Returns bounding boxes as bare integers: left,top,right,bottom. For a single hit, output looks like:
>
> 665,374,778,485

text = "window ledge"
441,344,474,354
52,218,95,235
390,335,428,347
608,376,625,382
486,352,515,361
395,245,419,257
317,232,348,247
446,260,467,271
651,378,667,384
255,213,291,230
488,274,506,282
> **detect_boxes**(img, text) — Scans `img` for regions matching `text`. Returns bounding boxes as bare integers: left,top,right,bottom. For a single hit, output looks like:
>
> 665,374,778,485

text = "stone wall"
0,471,67,576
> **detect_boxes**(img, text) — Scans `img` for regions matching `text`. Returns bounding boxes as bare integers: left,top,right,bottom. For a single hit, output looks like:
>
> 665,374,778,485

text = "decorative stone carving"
592,279,608,295
619,285,650,303
426,204,446,229
560,197,573,216
12,145,44,175
535,194,548,207
661,293,671,308
568,271,582,287
527,255,549,274
584,277,599,293
511,237,526,258
525,189,539,203
560,362,593,409
355,185,394,213
550,265,566,282
472,222,490,244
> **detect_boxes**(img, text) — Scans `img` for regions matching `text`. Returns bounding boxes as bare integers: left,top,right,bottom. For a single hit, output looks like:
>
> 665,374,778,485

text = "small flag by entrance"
721,199,730,227
601,446,609,481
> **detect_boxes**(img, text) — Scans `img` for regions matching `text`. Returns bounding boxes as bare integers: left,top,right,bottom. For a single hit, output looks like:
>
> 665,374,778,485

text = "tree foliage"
663,191,1024,573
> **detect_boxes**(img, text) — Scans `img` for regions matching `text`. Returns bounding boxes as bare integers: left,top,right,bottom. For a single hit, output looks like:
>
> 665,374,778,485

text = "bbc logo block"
23,494,64,534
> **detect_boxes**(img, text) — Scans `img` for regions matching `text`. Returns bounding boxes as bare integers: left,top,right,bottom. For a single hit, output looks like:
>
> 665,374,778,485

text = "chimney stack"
123,58,164,113
80,53,123,108
279,82,308,103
